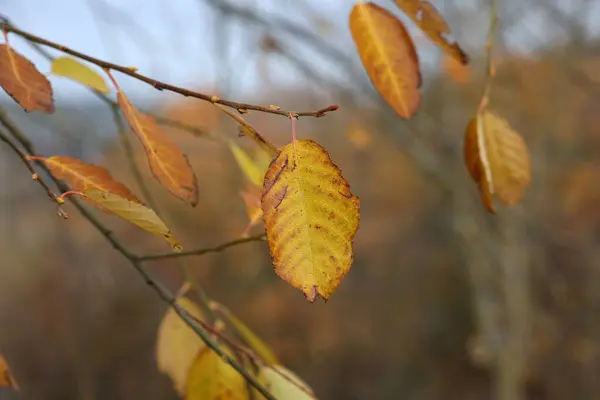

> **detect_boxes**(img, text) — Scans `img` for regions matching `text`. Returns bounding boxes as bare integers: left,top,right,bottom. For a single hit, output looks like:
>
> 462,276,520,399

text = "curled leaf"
0,44,54,113
156,297,206,396
393,0,468,64
464,112,531,213
0,354,19,391
349,2,421,119
185,347,248,400
115,81,198,206
254,365,316,400
51,57,110,93
83,189,182,250
261,139,360,302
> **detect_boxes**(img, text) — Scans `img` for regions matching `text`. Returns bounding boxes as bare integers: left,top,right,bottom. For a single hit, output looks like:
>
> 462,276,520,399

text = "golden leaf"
0,44,54,113
211,301,279,366
229,141,269,187
253,365,316,400
185,347,248,400
0,354,19,390
83,189,182,250
51,57,110,93
261,139,360,302
464,112,531,213
40,156,141,203
156,297,206,396
116,86,198,206
393,0,468,64
349,2,421,119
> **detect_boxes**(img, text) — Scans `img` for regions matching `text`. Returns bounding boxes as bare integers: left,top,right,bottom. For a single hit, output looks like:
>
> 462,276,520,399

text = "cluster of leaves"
348,1,531,212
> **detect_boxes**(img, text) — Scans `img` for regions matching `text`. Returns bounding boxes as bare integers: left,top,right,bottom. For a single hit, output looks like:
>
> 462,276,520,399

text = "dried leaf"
40,156,141,203
253,365,316,400
211,301,279,366
116,85,198,206
393,0,468,64
83,189,182,250
229,141,269,187
0,354,19,390
156,297,206,396
0,44,54,113
464,112,531,213
349,2,421,119
51,57,110,93
240,184,264,236
261,139,360,302
185,347,248,400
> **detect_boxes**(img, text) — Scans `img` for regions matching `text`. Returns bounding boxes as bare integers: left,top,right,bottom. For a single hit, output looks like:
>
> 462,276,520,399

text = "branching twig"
0,23,339,119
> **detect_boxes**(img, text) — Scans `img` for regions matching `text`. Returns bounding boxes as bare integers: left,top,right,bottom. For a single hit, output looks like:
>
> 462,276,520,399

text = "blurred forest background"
1,0,600,399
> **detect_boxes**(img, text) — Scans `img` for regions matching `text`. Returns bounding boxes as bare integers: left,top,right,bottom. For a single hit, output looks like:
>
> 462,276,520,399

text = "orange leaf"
393,0,468,64
0,44,54,113
464,112,531,213
0,354,19,390
39,156,141,203
113,79,198,206
349,2,421,119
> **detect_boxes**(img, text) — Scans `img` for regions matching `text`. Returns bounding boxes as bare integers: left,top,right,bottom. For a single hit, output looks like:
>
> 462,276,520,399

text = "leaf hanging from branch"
185,347,248,400
349,2,421,119
156,296,206,396
83,189,182,250
109,74,199,206
464,111,531,213
51,57,110,93
253,365,317,400
0,43,54,113
261,139,360,302
393,0,469,64
0,354,19,391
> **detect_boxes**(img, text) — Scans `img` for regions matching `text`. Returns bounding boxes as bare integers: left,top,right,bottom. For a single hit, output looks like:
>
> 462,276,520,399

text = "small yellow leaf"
51,57,110,93
229,141,268,187
0,44,54,113
349,2,421,119
211,301,279,366
261,139,360,302
0,354,19,391
83,189,182,250
464,112,531,213
185,347,248,400
156,297,206,396
254,365,316,400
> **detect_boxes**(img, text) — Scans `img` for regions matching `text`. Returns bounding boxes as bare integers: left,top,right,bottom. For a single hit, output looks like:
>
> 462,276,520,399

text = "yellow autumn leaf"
229,141,268,187
185,347,248,400
349,2,421,119
0,354,19,390
261,139,360,302
253,365,316,400
156,297,206,396
464,111,531,213
210,301,279,366
83,189,182,250
51,57,110,93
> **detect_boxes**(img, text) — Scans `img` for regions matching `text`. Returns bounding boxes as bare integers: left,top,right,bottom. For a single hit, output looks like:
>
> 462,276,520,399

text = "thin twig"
137,233,266,262
0,108,275,400
477,0,499,115
0,22,339,119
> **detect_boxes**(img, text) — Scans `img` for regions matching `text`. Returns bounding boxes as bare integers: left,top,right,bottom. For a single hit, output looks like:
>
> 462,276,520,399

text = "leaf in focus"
240,184,264,237
261,139,360,302
393,0,468,64
40,156,141,204
0,44,54,113
253,365,316,400
156,297,206,396
0,354,19,390
349,2,421,119
116,86,198,206
185,347,248,400
229,141,268,187
464,111,531,213
51,57,110,93
211,301,279,366
83,189,182,250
